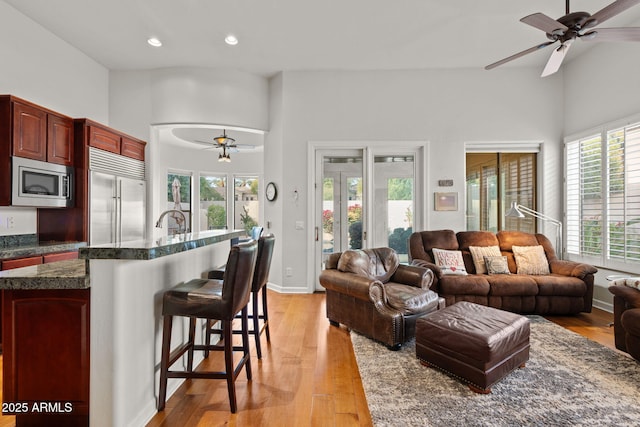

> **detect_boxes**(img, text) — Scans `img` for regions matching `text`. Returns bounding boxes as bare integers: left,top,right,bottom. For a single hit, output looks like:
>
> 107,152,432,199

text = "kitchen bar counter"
85,228,246,427
79,229,246,260
0,258,88,289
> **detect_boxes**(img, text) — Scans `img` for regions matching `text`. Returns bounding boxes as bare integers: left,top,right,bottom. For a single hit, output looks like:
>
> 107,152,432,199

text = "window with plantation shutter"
566,121,640,271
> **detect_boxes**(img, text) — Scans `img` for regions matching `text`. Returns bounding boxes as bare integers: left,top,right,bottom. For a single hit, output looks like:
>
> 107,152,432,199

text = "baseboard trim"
593,298,613,313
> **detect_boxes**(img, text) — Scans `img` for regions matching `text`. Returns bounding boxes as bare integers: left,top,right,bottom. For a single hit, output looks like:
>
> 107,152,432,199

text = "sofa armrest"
549,260,597,279
391,264,435,290
410,259,443,279
609,285,640,309
319,269,376,301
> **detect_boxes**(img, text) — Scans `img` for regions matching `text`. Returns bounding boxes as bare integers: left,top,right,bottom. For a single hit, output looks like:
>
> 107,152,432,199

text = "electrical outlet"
285,267,293,277
7,216,14,229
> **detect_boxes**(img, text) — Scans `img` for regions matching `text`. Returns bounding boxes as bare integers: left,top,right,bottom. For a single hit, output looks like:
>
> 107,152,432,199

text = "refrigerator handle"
116,180,122,244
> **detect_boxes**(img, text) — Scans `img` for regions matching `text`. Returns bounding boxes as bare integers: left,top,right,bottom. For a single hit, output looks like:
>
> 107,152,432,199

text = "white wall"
275,68,565,290
0,1,109,237
564,43,640,137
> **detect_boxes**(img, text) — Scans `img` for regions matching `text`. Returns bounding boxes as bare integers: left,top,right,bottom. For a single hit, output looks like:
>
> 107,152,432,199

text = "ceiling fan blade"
485,41,555,70
590,0,640,26
541,42,573,77
582,27,640,42
521,13,568,35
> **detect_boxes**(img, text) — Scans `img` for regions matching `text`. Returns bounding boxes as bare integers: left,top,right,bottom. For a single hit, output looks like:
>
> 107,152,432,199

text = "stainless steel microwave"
12,156,74,208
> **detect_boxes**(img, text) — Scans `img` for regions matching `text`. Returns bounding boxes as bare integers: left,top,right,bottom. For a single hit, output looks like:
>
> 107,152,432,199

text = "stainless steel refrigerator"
89,148,146,245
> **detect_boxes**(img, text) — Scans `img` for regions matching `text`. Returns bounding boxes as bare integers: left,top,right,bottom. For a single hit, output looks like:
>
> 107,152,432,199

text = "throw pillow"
512,245,550,275
484,255,511,275
469,245,501,274
432,248,468,276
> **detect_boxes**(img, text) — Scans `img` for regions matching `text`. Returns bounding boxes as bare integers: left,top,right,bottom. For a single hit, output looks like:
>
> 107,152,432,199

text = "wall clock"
265,182,277,201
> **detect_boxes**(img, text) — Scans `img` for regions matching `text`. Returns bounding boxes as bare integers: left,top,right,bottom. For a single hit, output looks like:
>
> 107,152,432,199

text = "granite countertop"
0,241,87,260
0,259,88,290
79,229,246,260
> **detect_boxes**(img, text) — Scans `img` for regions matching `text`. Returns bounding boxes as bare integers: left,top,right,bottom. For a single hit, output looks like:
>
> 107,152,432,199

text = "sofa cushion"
469,245,502,274
533,275,587,296
384,283,440,315
486,274,538,296
337,248,399,283
409,229,458,263
439,275,490,296
512,245,550,275
433,248,468,275
485,256,511,275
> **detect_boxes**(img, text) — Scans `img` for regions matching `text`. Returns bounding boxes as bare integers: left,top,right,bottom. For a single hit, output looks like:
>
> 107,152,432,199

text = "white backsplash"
0,207,37,236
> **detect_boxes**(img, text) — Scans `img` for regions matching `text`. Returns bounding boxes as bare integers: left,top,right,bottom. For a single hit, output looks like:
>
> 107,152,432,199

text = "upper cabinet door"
12,102,47,161
121,137,145,161
88,125,121,154
47,113,74,166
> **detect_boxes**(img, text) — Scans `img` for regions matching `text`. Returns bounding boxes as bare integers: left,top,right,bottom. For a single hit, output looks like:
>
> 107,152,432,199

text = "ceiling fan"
193,129,256,162
485,0,640,77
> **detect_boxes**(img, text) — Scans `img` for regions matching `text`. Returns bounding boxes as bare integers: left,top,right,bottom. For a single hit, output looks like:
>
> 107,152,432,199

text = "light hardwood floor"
0,291,621,427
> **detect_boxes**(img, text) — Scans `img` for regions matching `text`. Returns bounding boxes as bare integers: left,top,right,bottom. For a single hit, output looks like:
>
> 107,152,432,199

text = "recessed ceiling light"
224,35,238,46
147,38,162,47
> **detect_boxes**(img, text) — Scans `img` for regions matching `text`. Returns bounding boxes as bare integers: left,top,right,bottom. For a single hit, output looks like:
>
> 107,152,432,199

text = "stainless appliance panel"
11,156,74,208
118,177,146,243
89,171,146,246
89,172,116,246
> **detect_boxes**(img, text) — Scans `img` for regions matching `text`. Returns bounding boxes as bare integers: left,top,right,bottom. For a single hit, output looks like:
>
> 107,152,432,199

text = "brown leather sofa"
608,282,640,362
319,247,442,349
408,229,597,315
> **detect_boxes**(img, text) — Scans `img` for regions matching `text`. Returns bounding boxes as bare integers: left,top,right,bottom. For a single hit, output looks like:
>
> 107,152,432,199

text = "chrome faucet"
155,209,188,235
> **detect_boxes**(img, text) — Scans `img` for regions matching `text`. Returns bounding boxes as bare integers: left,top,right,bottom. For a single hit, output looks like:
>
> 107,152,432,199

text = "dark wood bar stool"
157,240,258,413
207,234,275,359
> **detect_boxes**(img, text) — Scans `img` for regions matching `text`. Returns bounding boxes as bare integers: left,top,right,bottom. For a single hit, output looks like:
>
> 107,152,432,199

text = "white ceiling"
6,0,640,77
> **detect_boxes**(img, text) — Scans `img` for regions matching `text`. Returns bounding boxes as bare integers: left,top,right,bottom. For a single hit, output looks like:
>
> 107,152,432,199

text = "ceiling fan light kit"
486,0,640,77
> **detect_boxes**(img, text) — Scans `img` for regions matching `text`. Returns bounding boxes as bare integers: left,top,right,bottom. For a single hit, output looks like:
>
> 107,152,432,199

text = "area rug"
351,316,640,426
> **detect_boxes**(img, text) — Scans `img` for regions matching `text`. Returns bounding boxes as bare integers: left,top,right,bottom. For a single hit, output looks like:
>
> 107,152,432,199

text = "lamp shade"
505,201,525,218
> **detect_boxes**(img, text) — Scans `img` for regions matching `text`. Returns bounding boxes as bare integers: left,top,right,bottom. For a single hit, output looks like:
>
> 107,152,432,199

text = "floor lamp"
505,201,564,260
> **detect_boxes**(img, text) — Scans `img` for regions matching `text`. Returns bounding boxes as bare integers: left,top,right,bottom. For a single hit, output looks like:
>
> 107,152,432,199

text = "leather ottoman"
416,301,530,393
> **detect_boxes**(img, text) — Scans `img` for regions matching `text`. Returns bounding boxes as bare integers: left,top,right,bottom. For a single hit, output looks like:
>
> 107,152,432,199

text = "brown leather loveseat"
319,247,442,349
408,229,597,315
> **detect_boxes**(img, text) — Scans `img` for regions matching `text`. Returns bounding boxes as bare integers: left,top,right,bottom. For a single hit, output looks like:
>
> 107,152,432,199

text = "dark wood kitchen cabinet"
83,119,146,161
0,95,74,205
37,119,146,242
2,288,90,426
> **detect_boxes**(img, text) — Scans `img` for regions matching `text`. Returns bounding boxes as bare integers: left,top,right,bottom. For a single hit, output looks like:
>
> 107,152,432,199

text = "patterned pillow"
469,245,501,274
432,248,468,276
512,245,550,275
484,256,511,275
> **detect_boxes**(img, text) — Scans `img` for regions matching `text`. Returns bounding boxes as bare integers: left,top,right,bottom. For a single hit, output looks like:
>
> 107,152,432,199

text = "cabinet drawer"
1,256,43,270
121,137,146,160
88,126,120,154
43,251,78,263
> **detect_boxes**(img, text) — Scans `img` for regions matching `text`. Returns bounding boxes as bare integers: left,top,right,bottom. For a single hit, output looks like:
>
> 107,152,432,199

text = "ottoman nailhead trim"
417,356,489,392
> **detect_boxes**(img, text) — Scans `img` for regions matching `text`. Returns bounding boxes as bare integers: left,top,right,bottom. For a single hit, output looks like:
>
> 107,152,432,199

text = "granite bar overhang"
78,229,246,260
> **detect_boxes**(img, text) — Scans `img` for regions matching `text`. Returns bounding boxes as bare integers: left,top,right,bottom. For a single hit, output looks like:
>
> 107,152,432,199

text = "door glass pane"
167,173,191,235
322,177,335,254
373,155,415,262
234,176,259,233
200,175,227,230
347,177,363,250
321,153,363,259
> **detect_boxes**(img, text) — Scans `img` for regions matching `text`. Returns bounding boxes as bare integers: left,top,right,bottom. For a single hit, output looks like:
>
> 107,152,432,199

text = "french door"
312,144,424,291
